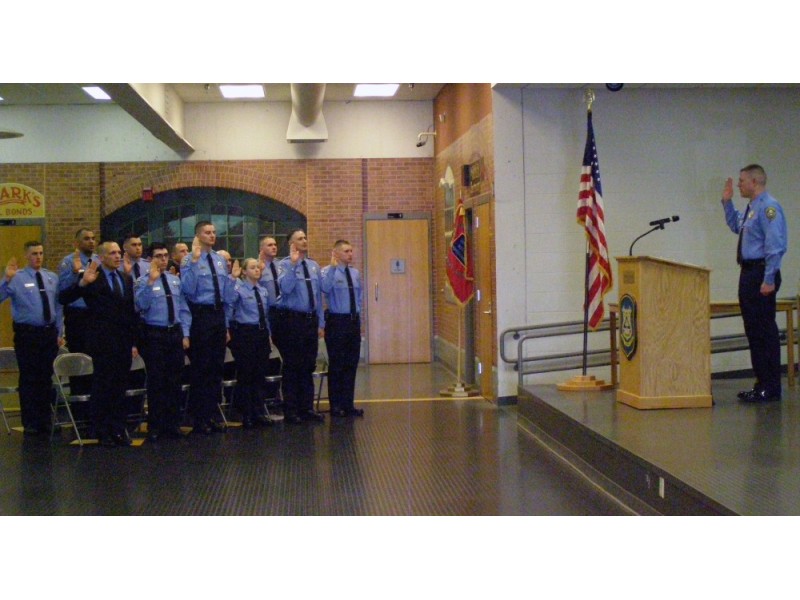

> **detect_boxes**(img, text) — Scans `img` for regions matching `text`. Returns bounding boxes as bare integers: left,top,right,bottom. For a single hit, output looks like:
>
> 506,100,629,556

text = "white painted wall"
494,86,800,398
0,100,434,163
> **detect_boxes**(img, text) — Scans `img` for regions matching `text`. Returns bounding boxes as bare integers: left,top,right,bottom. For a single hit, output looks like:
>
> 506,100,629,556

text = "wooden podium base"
440,383,481,398
616,389,713,409
556,375,614,392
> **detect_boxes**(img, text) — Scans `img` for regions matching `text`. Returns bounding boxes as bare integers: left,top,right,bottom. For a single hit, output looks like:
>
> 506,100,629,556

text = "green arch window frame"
101,187,307,261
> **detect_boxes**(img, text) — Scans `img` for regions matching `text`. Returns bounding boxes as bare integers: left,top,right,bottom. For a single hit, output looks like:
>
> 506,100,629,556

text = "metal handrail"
499,318,611,365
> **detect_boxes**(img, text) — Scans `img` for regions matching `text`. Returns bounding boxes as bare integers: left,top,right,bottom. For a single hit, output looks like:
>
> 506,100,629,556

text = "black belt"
271,308,317,320
231,322,269,331
740,259,766,268
325,311,360,322
143,323,182,333
13,322,56,333
188,302,223,313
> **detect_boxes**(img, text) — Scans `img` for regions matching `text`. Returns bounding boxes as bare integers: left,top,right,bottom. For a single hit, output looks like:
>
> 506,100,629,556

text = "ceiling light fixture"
219,84,265,99
0,130,24,139
82,86,112,100
354,84,399,98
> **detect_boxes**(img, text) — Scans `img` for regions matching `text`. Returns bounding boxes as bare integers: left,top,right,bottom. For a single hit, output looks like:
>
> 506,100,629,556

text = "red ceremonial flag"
576,111,612,329
446,197,474,305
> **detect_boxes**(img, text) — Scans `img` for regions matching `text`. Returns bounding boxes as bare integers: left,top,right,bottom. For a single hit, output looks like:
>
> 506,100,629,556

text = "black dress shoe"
147,429,160,442
209,421,227,433
284,414,303,425
737,388,759,400
346,407,364,417
162,426,187,439
331,409,348,418
741,389,781,403
300,410,325,422
99,435,117,447
113,432,133,447
255,415,274,427
192,423,213,435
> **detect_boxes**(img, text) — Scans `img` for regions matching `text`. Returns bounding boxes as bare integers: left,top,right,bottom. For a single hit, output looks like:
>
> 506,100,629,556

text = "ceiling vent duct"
287,83,328,143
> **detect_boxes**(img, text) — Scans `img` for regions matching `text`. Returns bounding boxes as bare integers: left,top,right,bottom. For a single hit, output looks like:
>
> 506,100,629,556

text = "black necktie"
737,204,751,265
207,254,222,309
111,271,123,297
161,272,175,324
301,260,315,311
344,267,357,317
269,262,281,300
254,286,267,329
134,262,141,279
35,271,52,324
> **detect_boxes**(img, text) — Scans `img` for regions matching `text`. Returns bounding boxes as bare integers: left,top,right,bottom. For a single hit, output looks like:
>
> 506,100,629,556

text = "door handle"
374,283,379,302
483,310,492,315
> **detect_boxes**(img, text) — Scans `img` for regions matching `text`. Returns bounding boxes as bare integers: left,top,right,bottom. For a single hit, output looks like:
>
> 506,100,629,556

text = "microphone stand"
628,224,664,256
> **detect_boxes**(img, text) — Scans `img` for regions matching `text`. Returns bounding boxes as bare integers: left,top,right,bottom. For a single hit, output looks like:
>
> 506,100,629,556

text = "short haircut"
195,220,213,234
333,239,351,249
741,164,767,186
122,233,141,245
171,241,188,253
75,228,93,239
24,240,43,251
149,242,168,255
97,241,119,257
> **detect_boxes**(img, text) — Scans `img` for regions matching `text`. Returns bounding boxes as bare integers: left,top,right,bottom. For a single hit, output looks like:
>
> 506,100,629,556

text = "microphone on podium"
629,215,681,256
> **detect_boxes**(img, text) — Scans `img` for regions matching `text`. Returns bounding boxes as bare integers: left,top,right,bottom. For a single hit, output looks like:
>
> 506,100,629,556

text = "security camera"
416,139,427,148
416,131,436,147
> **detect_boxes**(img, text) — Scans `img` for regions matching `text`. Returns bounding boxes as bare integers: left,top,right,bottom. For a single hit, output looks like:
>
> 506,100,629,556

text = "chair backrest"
316,339,328,371
130,353,146,372
0,348,18,371
224,346,235,363
53,353,94,378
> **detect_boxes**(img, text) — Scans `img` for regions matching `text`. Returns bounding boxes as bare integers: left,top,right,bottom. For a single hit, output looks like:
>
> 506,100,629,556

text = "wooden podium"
615,256,712,409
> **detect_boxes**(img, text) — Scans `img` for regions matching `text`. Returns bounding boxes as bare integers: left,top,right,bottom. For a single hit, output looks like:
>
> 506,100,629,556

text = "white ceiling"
0,83,446,106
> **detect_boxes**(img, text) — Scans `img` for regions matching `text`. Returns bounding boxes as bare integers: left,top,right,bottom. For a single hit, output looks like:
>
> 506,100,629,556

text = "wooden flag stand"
440,304,480,398
559,91,613,394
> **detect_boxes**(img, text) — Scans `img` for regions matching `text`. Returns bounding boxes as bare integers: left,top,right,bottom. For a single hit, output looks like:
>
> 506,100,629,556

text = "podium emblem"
620,294,638,360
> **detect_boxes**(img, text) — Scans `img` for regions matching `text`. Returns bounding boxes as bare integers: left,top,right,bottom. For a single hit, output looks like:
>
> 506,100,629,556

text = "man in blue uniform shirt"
135,242,191,441
721,164,788,402
272,229,325,424
122,234,151,280
57,228,97,396
181,221,232,434
1,241,63,435
321,240,364,418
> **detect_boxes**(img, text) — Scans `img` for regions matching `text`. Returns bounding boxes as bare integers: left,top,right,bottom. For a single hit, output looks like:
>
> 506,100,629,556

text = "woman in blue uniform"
226,258,272,428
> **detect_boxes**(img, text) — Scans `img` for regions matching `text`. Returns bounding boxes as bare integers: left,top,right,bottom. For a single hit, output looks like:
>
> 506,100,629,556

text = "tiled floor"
0,362,629,516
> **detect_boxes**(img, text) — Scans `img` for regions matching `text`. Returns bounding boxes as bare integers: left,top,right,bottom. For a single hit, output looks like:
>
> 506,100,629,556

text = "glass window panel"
229,211,244,236
228,237,244,260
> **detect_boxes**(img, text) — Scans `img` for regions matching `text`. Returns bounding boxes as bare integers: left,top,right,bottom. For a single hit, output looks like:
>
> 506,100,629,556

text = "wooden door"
366,217,432,363
474,202,494,398
0,225,43,346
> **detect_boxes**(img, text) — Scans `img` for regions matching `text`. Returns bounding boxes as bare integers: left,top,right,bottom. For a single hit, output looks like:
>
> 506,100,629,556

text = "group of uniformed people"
1,221,364,447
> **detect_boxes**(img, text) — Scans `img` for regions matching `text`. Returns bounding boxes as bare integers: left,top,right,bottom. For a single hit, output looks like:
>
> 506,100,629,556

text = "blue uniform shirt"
258,259,282,304
227,279,271,330
724,191,787,285
277,256,325,326
180,250,231,307
122,258,151,280
0,266,63,332
135,272,192,337
320,264,362,314
58,252,97,309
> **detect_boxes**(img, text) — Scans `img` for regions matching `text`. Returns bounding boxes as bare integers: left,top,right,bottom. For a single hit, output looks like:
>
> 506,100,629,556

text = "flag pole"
558,89,613,392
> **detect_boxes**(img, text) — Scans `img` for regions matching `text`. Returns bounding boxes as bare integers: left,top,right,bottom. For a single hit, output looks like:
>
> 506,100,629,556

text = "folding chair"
263,344,283,422
218,346,237,426
124,353,148,434
313,339,329,413
0,347,18,434
52,352,94,446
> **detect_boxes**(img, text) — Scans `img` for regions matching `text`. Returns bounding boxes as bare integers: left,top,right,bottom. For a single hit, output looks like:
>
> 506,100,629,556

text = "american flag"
576,111,612,330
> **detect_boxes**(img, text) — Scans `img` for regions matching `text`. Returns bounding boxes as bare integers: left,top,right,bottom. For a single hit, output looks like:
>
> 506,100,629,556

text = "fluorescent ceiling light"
354,84,399,97
82,86,111,100
219,84,265,99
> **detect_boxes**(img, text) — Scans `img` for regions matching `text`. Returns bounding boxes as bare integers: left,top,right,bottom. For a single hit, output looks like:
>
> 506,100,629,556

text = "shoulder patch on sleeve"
766,206,777,221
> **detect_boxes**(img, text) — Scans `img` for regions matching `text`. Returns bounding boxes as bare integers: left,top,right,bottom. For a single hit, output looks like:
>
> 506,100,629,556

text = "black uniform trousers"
228,323,271,420
270,309,318,417
139,325,185,432
63,306,93,396
13,323,58,431
87,330,134,438
324,312,361,412
739,263,782,396
187,304,227,425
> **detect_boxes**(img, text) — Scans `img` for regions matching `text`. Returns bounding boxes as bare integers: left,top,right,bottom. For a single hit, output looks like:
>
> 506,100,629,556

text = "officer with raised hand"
0,241,63,435
272,229,325,424
180,221,232,435
135,242,191,441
